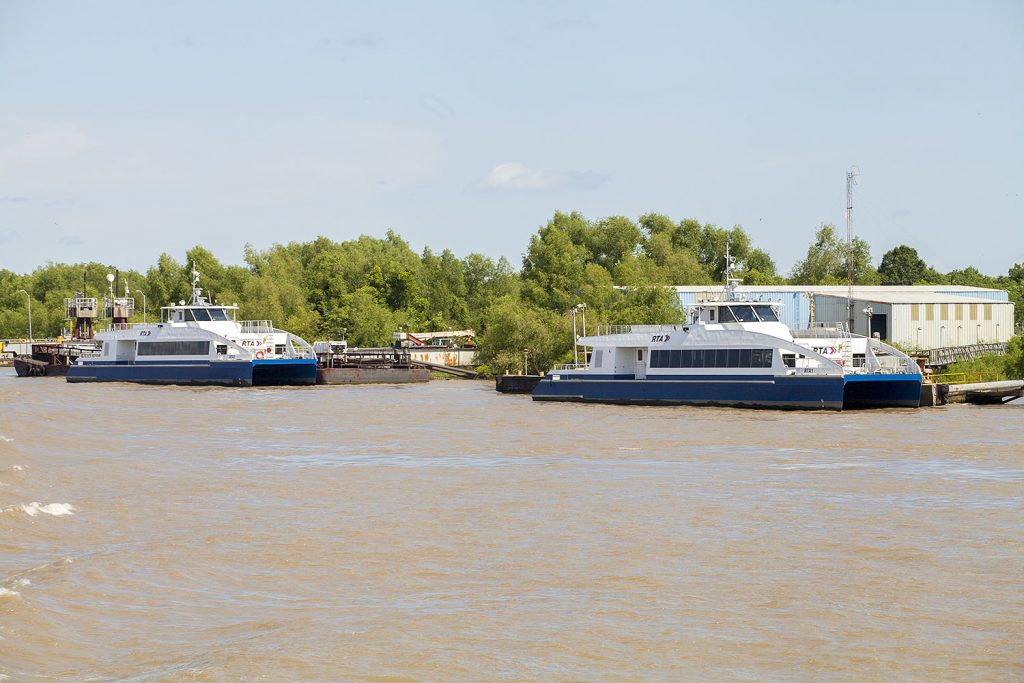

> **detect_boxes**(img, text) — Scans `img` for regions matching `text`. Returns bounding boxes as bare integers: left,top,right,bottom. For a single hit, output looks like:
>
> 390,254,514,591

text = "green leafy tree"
791,223,878,284
521,212,593,311
878,245,925,285
475,296,573,375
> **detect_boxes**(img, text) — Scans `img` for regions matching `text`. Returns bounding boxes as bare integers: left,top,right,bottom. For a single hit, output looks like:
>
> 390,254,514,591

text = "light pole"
17,289,32,340
132,288,147,322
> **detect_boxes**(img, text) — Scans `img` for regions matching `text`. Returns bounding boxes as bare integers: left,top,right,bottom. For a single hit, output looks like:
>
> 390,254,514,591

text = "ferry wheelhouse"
533,255,922,410
67,269,317,386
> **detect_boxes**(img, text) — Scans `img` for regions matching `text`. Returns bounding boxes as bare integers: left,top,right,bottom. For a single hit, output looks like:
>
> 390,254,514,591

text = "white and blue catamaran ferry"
533,254,922,410
67,269,317,386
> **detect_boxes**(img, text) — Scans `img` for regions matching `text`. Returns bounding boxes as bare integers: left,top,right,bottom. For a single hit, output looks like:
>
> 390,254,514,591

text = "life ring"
255,351,264,360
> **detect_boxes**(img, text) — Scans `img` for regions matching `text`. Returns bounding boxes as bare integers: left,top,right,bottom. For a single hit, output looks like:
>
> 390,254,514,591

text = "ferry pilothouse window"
209,309,230,321
191,309,212,322
752,305,779,322
731,305,758,322
717,306,735,322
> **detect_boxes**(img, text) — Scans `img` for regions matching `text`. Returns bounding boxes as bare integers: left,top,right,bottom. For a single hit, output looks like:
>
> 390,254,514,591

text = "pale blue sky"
1,0,1022,275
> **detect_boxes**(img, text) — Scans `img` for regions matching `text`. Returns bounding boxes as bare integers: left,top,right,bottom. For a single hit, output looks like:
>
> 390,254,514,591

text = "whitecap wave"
0,434,13,442
0,587,20,599
20,502,75,517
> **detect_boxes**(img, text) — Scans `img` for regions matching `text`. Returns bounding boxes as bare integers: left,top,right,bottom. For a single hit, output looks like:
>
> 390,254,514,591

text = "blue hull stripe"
67,361,252,386
66,358,319,387
532,373,921,410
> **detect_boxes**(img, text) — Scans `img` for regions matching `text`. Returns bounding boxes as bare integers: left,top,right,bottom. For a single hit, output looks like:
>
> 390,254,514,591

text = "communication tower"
846,166,860,329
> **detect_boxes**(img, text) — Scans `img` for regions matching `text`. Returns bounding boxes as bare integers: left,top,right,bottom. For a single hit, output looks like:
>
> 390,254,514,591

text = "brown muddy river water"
1,371,1021,680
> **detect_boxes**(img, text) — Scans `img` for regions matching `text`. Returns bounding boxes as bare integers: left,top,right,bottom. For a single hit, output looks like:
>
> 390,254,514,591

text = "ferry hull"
66,360,252,386
252,358,318,386
532,374,846,410
842,374,922,408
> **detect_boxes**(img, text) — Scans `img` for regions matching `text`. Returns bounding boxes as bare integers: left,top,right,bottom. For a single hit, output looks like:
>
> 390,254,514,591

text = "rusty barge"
314,342,430,385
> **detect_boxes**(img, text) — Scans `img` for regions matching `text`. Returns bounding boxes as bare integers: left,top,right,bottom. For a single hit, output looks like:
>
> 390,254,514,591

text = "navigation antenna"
846,166,859,329
190,263,203,305
724,241,741,301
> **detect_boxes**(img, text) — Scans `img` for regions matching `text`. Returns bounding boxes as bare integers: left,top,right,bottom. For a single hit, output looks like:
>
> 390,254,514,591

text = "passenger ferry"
533,255,922,410
67,269,317,386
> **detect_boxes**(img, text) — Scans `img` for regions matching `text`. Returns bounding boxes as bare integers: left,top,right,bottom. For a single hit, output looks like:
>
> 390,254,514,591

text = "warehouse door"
870,314,888,340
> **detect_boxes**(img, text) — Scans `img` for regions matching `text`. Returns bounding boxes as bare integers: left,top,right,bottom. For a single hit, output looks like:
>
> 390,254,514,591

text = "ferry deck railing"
595,324,681,336
553,362,589,371
107,322,159,331
240,320,275,334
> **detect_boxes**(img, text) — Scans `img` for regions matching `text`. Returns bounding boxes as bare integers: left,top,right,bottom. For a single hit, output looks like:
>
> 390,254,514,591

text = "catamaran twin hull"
532,373,922,410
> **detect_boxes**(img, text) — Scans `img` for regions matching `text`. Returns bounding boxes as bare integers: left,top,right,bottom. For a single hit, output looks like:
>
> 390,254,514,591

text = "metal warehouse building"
672,285,1015,351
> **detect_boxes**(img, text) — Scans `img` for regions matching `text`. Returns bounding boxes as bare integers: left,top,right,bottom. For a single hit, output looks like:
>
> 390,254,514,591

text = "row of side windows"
650,348,774,369
138,340,212,356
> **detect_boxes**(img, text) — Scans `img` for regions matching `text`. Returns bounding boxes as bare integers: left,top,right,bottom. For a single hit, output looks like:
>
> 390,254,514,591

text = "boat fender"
255,351,264,360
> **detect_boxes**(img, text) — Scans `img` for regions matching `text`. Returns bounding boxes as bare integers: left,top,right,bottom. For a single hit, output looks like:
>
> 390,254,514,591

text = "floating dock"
920,379,1023,406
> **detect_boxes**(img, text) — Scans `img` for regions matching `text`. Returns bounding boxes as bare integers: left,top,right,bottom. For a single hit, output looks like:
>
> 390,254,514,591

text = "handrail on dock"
928,371,1001,386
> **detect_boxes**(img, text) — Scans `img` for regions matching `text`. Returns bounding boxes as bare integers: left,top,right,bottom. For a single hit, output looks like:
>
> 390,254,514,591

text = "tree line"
2,213,1022,375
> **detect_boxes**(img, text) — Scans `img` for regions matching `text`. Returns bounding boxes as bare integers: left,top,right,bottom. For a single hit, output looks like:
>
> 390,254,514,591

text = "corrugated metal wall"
811,296,892,336
889,302,1015,348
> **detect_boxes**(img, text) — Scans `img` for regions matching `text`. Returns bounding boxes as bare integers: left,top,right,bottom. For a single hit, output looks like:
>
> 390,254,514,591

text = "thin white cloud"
483,162,609,191
484,162,565,190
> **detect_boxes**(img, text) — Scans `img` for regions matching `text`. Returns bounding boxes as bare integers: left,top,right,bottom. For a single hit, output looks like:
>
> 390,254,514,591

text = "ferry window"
782,353,795,368
275,344,286,355
670,349,681,367
209,309,230,321
752,305,779,322
651,350,663,368
692,349,705,368
709,309,716,322
718,306,736,322
715,349,728,367
138,341,211,356
679,350,693,368
739,349,751,367
637,349,644,362
191,309,212,322
732,305,758,322
216,344,227,355
727,349,740,367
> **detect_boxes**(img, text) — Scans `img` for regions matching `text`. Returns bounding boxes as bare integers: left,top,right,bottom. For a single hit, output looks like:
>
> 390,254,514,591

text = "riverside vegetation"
2,212,1022,378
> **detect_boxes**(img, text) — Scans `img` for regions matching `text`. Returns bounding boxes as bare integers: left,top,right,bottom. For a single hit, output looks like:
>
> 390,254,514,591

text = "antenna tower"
846,166,859,329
